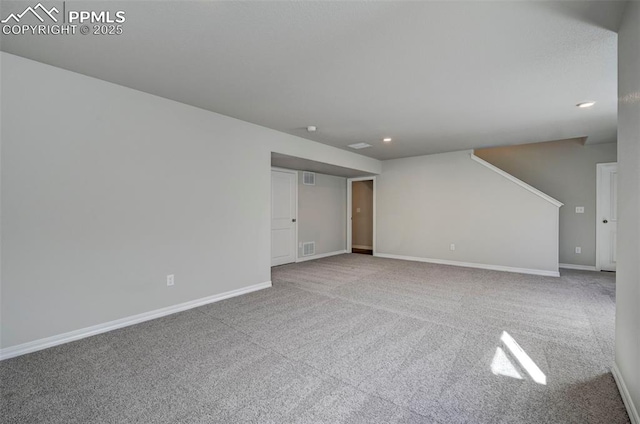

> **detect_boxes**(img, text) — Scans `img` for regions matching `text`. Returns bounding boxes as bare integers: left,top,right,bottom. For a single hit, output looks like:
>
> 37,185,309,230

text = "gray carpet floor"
0,254,630,423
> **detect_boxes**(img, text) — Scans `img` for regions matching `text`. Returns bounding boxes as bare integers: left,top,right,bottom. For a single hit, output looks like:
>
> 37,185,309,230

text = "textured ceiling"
0,1,627,160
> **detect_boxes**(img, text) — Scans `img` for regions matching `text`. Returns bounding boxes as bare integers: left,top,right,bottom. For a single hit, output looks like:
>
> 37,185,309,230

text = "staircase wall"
476,138,617,268
376,150,561,276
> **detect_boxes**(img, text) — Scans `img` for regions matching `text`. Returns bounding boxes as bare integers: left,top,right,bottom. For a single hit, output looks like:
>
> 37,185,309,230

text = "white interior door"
271,169,297,266
597,163,618,271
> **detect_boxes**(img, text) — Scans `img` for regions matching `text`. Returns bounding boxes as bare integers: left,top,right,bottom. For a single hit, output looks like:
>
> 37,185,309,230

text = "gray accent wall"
616,1,640,419
377,151,560,273
297,172,346,257
0,53,379,350
476,139,616,267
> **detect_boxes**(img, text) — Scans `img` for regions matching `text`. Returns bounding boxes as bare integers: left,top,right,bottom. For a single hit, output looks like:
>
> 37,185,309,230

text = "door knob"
603,219,608,224
292,219,296,223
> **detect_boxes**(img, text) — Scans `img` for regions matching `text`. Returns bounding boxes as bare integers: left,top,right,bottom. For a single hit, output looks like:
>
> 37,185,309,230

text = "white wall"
0,52,380,350
297,172,346,257
615,1,640,420
376,151,560,274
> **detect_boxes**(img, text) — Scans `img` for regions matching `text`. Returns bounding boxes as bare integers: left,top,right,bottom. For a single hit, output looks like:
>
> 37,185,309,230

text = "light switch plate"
575,207,585,214
575,247,582,254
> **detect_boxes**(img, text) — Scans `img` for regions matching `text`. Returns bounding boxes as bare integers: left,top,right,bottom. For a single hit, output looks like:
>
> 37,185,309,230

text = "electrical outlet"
167,274,175,286
575,247,582,254
575,207,585,214
450,243,456,251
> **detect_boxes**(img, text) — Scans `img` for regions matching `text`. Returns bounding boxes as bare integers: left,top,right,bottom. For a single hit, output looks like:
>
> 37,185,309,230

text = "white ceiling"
1,1,626,160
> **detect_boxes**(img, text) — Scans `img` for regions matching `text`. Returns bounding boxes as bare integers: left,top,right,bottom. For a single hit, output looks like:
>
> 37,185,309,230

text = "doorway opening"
347,177,376,255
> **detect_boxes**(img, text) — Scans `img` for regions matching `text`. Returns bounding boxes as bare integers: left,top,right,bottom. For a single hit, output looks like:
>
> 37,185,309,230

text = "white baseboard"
559,263,598,271
374,253,560,277
297,249,347,263
352,245,373,250
0,281,272,361
612,362,639,424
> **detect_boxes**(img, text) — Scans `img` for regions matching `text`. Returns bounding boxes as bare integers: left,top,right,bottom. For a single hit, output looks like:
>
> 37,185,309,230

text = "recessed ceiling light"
307,126,317,132
383,138,392,143
577,101,596,108
348,142,372,150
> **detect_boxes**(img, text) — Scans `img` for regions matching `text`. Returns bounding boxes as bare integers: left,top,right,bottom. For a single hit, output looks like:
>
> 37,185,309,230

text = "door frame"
595,162,617,272
271,167,298,265
347,177,376,255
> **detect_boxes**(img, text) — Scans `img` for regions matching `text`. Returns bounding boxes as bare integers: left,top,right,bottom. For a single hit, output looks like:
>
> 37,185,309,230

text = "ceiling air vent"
303,171,316,185
348,142,372,150
302,242,315,257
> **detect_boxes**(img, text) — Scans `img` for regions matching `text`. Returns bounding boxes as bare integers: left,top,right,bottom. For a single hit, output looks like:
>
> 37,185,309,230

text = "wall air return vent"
302,242,315,257
303,172,316,185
